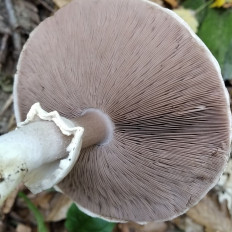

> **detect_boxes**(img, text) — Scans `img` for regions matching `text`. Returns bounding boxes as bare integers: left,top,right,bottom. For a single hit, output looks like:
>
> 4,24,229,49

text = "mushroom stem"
74,109,114,148
0,120,71,205
0,103,112,206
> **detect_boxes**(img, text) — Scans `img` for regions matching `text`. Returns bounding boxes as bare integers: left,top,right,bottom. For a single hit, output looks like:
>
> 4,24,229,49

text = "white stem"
0,103,84,206
0,121,66,204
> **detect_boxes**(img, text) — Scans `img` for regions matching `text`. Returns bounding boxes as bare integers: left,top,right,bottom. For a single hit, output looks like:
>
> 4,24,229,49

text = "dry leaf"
187,194,232,232
16,224,31,232
118,221,167,232
31,192,72,222
223,2,232,7
1,184,23,214
32,192,54,210
53,0,72,8
173,8,199,33
173,216,204,232
118,223,129,232
149,0,164,6
1,189,18,214
0,220,6,232
46,194,72,222
164,0,178,8
216,159,232,216
141,221,167,232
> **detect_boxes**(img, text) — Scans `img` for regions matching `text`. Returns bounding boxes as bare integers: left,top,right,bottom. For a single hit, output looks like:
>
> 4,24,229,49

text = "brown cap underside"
15,0,230,222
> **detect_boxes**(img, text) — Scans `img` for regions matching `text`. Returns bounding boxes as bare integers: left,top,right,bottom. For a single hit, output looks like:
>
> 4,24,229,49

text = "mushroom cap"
14,0,231,222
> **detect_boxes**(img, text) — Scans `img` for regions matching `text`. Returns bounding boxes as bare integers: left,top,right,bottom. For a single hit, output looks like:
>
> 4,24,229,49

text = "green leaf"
65,204,115,232
182,0,206,9
223,41,232,80
197,8,232,80
18,192,48,232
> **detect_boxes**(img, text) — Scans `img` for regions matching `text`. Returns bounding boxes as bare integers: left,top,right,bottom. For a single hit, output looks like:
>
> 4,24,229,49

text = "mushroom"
0,0,231,223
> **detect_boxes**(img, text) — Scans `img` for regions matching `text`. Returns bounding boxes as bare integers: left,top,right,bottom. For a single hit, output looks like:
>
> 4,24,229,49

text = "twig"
0,27,11,35
38,0,55,13
0,94,13,117
4,0,22,58
0,34,9,71
195,0,213,15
